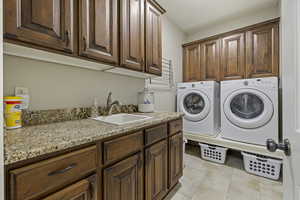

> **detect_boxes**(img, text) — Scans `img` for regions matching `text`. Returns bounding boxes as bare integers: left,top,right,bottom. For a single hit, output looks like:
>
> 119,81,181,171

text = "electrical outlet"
15,87,30,109
15,87,29,95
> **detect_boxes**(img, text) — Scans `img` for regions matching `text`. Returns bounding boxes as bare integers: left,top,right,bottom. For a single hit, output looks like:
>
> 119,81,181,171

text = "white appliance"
177,81,220,136
220,77,279,146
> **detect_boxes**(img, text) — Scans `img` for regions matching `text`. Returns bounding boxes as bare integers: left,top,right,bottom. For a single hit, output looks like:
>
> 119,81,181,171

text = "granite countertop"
4,112,183,166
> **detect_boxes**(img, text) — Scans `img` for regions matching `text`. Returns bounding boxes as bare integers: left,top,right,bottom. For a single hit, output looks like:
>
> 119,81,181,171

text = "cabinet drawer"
10,146,97,200
103,131,143,164
169,119,182,135
145,124,167,145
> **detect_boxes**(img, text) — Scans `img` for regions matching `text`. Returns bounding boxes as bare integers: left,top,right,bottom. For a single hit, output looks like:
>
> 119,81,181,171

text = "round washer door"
223,88,274,129
179,90,211,122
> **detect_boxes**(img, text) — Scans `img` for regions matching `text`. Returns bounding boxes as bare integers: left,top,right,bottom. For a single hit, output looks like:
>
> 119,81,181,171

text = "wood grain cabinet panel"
145,0,163,75
169,119,182,136
103,153,143,200
183,44,201,82
145,124,168,146
169,132,183,189
103,131,143,165
183,19,279,82
6,119,184,200
145,140,168,200
246,23,279,78
10,146,97,200
220,33,245,80
43,175,97,200
4,0,75,53
120,0,145,71
200,39,220,81
79,0,119,64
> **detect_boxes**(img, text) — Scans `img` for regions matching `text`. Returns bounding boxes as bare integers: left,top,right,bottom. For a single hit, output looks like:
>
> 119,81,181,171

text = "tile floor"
165,144,283,200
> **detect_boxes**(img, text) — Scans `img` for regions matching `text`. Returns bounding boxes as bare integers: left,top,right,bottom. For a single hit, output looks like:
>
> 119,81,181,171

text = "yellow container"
4,96,23,129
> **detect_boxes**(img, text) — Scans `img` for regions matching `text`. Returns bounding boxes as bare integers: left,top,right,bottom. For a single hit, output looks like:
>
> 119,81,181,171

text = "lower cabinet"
43,175,97,200
169,132,183,188
7,120,184,200
145,140,168,200
103,153,143,200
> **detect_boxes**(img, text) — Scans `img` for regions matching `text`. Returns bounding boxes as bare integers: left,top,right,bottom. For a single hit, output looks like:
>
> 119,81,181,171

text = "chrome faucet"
105,92,120,116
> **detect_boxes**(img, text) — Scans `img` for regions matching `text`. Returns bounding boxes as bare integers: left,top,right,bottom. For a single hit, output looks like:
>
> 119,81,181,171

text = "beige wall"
162,16,187,84
3,17,186,112
186,6,280,42
153,16,186,112
4,55,145,110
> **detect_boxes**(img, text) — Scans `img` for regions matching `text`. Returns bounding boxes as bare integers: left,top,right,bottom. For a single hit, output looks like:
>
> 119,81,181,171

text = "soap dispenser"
138,88,155,113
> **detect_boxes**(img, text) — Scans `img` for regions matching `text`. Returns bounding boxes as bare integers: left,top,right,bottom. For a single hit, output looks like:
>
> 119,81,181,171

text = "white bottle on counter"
138,88,155,113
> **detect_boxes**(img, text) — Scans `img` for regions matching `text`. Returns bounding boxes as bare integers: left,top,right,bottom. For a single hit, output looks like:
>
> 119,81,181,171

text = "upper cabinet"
200,39,220,81
4,0,165,76
4,0,76,53
246,22,279,78
220,33,245,80
145,0,165,76
79,0,119,64
120,0,145,71
183,44,201,82
182,18,279,82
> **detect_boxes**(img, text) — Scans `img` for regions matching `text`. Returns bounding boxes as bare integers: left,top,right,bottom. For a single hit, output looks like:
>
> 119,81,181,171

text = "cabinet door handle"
83,37,87,51
65,30,69,46
48,163,77,176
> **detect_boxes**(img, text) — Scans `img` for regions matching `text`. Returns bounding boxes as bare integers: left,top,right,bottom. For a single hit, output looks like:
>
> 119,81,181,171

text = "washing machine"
220,77,279,146
177,81,220,137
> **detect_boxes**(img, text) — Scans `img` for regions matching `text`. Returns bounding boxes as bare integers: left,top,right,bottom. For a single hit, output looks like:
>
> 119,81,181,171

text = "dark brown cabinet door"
43,175,97,200
103,153,143,200
120,0,145,71
169,132,183,189
200,39,220,81
4,0,75,53
145,140,168,200
246,22,279,78
145,0,163,75
79,0,119,64
183,44,201,82
220,33,245,80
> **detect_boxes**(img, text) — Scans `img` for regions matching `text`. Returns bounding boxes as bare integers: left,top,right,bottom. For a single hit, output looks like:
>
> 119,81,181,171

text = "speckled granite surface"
22,105,138,126
4,112,183,165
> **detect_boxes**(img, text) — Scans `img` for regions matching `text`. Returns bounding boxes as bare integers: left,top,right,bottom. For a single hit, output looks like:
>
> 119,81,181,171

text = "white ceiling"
156,0,279,34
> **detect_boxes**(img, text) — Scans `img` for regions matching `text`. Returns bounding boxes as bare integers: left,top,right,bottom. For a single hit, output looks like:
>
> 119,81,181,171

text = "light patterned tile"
167,152,283,200
192,183,227,200
259,178,283,200
165,192,191,200
177,166,208,198
226,169,260,200
164,184,191,200
201,168,233,193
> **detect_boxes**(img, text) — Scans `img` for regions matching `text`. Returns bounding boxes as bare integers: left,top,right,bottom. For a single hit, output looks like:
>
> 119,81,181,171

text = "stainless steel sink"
93,113,152,125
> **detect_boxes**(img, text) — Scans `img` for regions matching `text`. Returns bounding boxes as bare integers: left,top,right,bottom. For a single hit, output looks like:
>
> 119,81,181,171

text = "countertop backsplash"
22,104,138,126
